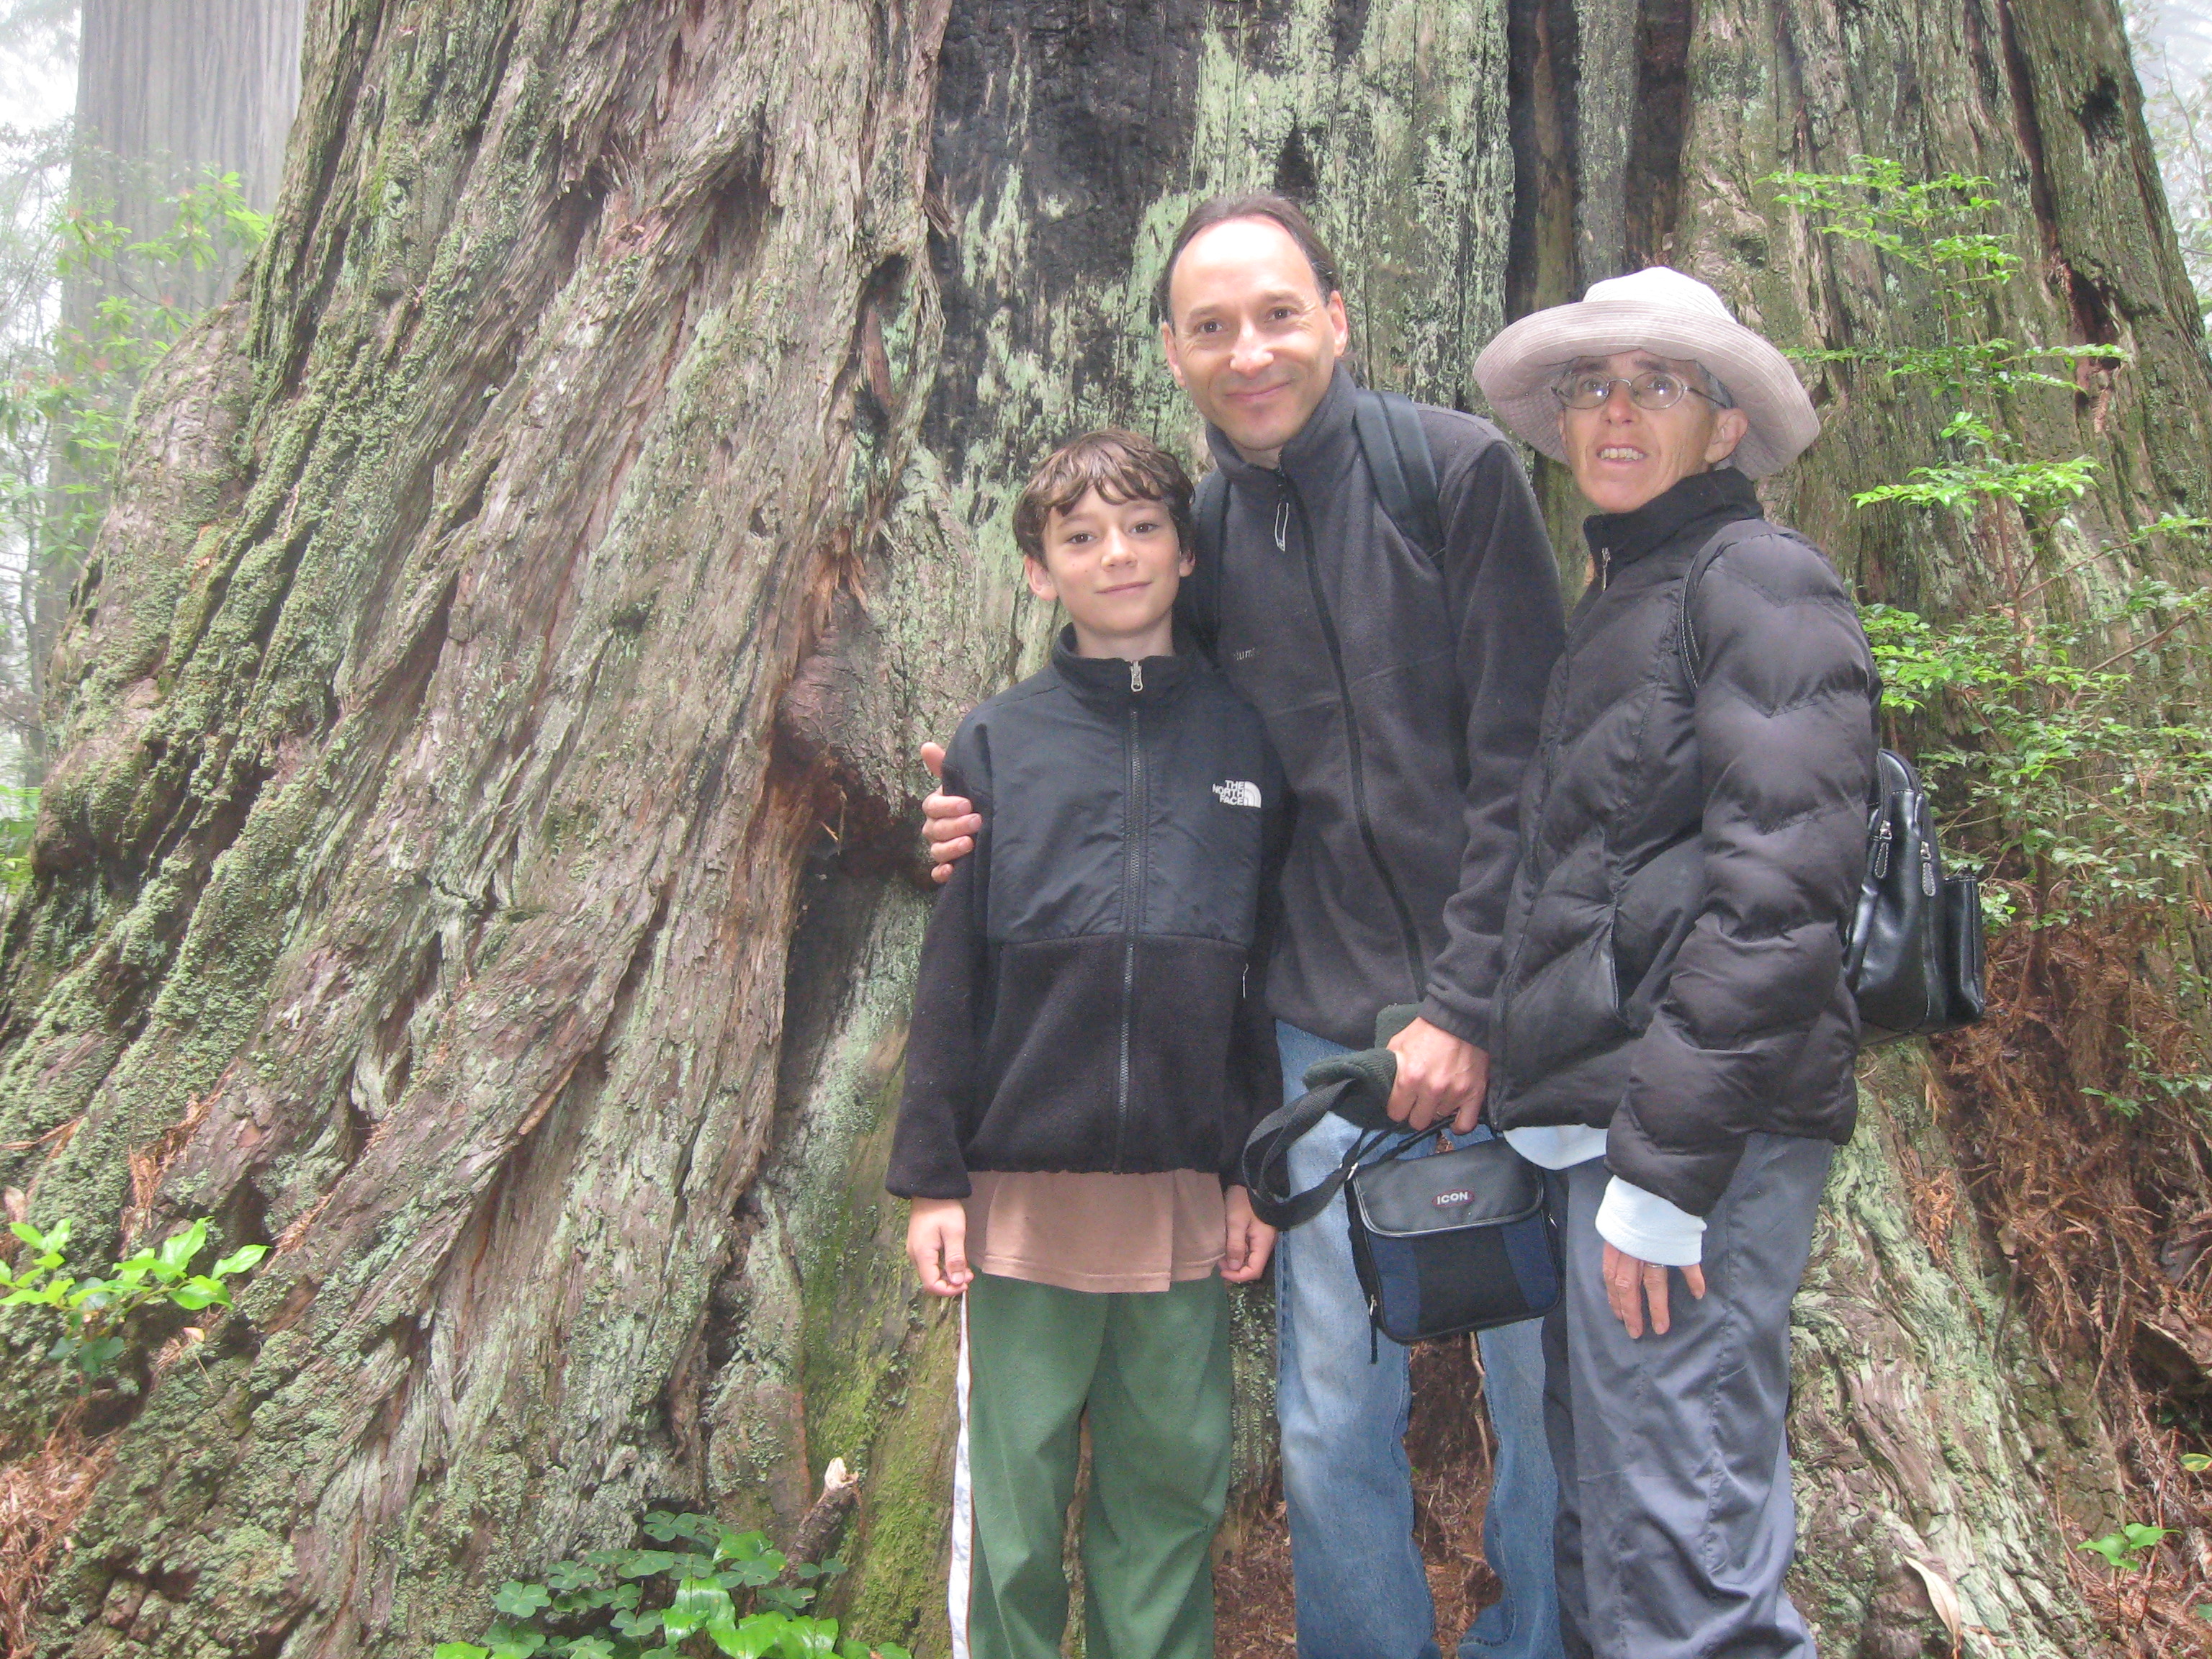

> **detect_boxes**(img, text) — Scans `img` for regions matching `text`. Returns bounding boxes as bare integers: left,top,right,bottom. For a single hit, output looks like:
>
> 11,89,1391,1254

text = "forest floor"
1214,1340,1498,1658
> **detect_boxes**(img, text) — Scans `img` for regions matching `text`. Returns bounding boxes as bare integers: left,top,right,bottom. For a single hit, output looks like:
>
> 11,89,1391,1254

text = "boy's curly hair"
1012,429,1195,564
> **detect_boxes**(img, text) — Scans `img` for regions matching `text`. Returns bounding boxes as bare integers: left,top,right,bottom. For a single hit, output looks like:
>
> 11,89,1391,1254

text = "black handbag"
1682,532,1988,1048
1847,748,1988,1043
1343,1130,1563,1348
1241,1015,1563,1348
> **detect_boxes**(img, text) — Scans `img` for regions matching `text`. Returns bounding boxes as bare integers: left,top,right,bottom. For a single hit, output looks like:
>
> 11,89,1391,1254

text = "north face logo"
1213,781,1262,809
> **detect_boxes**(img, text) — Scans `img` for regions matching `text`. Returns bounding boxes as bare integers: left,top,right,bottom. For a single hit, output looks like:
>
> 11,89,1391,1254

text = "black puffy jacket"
887,632,1285,1200
1486,469,1877,1215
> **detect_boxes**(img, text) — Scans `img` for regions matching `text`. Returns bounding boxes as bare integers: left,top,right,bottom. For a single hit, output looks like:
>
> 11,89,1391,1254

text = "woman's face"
1557,350,1750,514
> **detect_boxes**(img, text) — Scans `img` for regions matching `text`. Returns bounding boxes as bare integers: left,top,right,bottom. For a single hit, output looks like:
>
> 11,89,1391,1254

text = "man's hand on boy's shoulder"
921,742,979,886
1221,1185,1277,1283
907,1197,973,1296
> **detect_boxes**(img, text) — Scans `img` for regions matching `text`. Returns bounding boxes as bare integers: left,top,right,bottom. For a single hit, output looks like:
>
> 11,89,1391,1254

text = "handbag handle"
1241,1079,1440,1229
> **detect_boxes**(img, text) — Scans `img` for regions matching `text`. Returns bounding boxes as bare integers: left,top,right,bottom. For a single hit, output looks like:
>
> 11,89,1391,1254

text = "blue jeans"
1274,1022,1563,1659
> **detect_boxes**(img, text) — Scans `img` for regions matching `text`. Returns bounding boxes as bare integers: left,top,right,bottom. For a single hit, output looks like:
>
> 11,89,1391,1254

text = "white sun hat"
1472,266,1820,479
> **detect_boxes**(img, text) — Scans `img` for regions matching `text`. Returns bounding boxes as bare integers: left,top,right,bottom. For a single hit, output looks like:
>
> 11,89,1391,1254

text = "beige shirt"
966,1170,1227,1292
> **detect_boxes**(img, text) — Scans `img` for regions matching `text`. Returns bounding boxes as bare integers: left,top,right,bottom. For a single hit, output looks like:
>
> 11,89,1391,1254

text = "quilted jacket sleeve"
1419,428,1569,1048
1606,526,1876,1215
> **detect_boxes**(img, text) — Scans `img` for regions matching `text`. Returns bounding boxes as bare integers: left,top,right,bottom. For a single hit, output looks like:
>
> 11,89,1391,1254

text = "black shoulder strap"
1676,517,1773,688
1241,1079,1381,1229
1188,468,1229,651
1679,516,1887,765
1352,388,1445,561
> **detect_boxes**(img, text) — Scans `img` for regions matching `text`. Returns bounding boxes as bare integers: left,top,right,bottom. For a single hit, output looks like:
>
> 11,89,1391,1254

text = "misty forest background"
4,2,2212,1658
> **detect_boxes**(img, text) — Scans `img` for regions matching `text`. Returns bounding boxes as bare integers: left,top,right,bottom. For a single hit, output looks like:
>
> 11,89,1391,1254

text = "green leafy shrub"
1768,156,2212,932
0,1216,265,1386
432,1510,909,1659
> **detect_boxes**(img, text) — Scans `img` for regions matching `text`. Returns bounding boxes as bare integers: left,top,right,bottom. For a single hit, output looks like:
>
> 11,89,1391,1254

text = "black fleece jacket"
1185,370,1565,1051
887,633,1287,1200
1486,469,1878,1214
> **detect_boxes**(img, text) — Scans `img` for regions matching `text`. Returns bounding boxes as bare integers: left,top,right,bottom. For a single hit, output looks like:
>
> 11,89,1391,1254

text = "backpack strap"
1676,516,1781,689
1187,468,1230,651
1192,388,1440,648
1352,387,1445,561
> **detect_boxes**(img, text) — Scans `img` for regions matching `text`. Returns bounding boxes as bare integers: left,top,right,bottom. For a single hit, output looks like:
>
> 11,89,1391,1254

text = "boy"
889,429,1284,1659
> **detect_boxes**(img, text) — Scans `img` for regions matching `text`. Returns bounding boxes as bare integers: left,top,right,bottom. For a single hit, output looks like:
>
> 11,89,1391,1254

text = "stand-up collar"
1582,467,1762,571
1050,626,1200,710
1203,364,1364,493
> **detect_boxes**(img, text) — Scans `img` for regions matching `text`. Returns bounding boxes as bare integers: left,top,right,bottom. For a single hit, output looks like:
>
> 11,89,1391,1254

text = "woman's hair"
1152,193,1341,326
1013,429,1195,562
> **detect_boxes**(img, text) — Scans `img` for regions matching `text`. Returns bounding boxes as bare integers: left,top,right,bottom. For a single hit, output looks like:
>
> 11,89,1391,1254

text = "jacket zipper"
1114,677,1145,1169
1279,476,1427,999
1494,550,1614,1094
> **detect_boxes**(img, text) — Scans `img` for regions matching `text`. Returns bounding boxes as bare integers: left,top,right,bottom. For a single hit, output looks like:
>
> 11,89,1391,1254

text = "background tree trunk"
0,1,2203,1655
32,0,307,780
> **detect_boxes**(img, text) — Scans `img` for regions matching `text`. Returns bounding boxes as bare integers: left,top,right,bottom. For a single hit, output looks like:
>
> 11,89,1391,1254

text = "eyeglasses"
1551,369,1726,411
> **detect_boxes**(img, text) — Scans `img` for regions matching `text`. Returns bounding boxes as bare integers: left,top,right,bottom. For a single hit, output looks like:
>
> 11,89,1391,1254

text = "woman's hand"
1221,1184,1277,1282
1602,1240,1705,1336
907,1197,973,1295
920,742,981,885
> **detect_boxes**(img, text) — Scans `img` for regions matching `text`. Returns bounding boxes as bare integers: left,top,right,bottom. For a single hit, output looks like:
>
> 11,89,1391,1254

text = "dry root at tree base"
0,1406,112,1658
1215,1339,1499,1659
1932,914,2212,1658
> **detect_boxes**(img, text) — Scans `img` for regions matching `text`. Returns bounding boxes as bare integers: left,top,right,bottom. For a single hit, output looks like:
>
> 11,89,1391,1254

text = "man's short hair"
1153,194,1341,326
1013,429,1195,563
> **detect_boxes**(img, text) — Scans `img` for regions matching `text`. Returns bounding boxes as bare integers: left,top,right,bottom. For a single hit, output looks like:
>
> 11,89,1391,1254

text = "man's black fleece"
1188,370,1565,1051
888,632,1286,1200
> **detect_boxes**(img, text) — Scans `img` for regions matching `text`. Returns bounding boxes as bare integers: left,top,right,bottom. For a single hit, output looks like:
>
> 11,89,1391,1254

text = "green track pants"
954,1270,1231,1659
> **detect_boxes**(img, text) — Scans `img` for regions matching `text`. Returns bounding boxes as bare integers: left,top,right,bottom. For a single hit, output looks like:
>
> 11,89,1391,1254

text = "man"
925,196,1567,1659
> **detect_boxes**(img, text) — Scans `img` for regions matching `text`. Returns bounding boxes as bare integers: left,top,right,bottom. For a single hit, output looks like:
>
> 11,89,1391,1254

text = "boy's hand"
907,1197,973,1295
920,742,981,886
1386,1017,1489,1134
1221,1184,1277,1282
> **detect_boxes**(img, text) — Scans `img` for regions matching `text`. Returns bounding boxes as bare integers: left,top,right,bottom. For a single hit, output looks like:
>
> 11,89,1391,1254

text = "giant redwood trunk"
0,1,2203,1655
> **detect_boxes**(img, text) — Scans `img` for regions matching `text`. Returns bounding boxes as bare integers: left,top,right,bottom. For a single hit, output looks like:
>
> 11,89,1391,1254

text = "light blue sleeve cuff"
1594,1177,1706,1267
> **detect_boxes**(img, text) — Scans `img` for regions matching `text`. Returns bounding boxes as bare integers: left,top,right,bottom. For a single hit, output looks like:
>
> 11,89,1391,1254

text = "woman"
1472,268,1875,1658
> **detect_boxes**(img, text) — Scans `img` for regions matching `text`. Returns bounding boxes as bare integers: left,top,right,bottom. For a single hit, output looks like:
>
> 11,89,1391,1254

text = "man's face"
1160,217,1349,468
1556,350,1749,515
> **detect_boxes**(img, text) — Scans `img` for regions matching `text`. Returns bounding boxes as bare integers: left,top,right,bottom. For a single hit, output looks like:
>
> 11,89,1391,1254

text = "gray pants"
1544,1134,1832,1659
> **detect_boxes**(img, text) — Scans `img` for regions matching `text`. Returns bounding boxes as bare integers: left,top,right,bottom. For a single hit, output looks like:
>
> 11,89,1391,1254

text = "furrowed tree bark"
1,1,2206,1656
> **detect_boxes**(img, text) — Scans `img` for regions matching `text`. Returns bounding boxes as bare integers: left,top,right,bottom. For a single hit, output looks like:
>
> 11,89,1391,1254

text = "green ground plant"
0,1215,264,1387
432,1509,910,1659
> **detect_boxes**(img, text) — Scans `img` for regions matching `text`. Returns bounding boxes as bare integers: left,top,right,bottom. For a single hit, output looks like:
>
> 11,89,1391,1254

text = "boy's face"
1025,488,1193,651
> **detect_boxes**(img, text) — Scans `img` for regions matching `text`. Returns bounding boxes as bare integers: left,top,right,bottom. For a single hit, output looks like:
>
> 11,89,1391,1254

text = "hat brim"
1471,297,1820,479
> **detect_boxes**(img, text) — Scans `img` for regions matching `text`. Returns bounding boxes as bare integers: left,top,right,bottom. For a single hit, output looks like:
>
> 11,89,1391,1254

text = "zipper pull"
1871,815,1893,879
1601,547,1613,590
1273,499,1290,551
1129,660,1143,693
1920,838,1936,896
